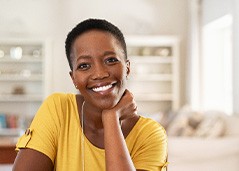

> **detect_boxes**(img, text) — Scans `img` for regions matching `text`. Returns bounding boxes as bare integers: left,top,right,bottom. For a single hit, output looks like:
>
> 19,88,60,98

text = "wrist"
102,111,120,126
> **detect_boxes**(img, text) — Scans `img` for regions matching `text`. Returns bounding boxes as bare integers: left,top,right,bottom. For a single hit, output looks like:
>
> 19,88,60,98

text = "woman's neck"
81,99,105,130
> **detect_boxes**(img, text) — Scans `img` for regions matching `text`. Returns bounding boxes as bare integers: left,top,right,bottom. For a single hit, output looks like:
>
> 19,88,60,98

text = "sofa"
167,115,239,171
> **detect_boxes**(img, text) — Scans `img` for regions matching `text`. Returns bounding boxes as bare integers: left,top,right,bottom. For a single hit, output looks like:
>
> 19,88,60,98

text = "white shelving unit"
125,35,180,116
0,39,51,137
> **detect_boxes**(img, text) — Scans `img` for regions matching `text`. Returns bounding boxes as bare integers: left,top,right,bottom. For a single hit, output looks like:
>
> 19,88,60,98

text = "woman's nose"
91,64,110,80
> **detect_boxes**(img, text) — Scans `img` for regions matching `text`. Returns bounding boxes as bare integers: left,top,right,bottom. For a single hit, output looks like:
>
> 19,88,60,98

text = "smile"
92,84,113,92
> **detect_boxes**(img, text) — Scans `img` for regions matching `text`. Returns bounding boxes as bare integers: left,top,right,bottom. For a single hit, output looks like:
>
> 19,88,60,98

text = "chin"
91,87,126,110
99,99,119,110
97,94,122,110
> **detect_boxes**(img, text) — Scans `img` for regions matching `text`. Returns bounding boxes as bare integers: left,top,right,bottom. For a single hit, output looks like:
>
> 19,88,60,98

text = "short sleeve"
131,119,168,171
16,94,61,164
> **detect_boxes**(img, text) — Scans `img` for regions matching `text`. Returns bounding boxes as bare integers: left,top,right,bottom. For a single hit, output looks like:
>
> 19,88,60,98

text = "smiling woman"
12,18,168,171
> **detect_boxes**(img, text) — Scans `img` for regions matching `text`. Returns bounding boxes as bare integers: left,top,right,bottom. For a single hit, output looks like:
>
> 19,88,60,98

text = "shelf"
0,39,50,137
129,56,173,63
129,74,173,81
125,35,180,114
0,94,43,102
0,128,23,137
0,56,42,63
0,74,42,81
135,93,173,101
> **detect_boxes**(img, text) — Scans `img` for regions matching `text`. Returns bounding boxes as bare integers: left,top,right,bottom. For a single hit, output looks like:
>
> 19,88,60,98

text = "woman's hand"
102,89,137,122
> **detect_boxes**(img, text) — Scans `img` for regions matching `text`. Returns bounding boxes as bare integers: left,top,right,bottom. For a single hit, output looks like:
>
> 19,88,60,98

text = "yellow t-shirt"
16,93,168,171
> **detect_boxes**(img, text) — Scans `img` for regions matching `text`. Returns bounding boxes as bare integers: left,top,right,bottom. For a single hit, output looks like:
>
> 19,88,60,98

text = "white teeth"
92,84,112,92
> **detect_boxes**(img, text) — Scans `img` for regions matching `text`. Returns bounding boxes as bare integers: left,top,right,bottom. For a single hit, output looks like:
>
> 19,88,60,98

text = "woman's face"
70,30,130,109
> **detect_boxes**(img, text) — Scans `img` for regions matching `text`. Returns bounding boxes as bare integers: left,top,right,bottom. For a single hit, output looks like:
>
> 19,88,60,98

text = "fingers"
122,89,134,100
129,91,137,115
117,89,138,120
102,89,137,121
119,90,135,108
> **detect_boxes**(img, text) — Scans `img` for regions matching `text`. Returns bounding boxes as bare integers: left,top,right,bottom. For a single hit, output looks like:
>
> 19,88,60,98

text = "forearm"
103,114,135,171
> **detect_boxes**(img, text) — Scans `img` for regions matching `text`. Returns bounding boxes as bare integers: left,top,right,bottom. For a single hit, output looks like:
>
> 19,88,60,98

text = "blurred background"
0,0,239,170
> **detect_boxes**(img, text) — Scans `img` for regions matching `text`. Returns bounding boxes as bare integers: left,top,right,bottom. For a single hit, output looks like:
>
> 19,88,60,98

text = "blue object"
0,114,7,128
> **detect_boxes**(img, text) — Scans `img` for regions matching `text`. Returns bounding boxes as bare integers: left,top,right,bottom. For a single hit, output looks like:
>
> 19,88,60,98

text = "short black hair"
65,18,127,70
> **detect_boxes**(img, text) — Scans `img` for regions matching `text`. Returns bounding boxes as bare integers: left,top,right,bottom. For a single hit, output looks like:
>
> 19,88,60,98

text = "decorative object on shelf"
140,47,152,56
0,49,4,58
0,113,18,129
20,69,31,77
6,115,18,129
0,112,32,132
10,46,23,60
154,47,171,57
32,49,41,58
12,86,25,95
0,114,7,128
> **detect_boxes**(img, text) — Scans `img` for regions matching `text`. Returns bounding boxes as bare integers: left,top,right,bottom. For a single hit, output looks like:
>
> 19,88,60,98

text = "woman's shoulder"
126,116,167,146
138,116,164,128
44,92,77,103
39,93,80,111
46,92,74,99
38,93,80,122
133,116,167,136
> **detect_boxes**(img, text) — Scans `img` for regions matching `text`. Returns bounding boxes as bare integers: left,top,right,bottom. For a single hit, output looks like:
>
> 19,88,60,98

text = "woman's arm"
103,113,135,171
12,148,54,171
102,90,138,171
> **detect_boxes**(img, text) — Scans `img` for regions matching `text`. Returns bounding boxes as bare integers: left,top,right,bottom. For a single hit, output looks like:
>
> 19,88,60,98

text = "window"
201,14,233,115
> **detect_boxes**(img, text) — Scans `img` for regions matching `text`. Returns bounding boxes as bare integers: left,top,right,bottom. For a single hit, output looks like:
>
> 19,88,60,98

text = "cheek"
117,67,128,88
73,73,87,89
117,64,128,77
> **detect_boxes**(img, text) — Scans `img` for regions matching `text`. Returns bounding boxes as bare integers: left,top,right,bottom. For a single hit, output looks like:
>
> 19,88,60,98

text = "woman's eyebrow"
76,55,91,62
103,51,116,56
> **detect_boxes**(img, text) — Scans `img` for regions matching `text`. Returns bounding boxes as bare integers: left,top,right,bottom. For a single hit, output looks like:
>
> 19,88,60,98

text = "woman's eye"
105,57,119,64
78,63,90,70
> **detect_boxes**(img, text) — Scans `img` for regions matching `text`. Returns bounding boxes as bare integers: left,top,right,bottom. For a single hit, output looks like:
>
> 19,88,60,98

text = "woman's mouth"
92,84,113,92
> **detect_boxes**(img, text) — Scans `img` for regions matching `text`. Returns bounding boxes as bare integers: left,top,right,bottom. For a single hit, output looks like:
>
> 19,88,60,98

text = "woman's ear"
69,71,73,80
69,71,77,88
126,60,130,77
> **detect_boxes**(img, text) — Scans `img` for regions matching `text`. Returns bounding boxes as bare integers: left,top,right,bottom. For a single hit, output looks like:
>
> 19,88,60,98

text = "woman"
13,18,168,171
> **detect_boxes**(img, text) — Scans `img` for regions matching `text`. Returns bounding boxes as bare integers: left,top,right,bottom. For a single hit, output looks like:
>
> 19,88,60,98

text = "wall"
202,0,233,25
1,0,189,106
0,0,60,37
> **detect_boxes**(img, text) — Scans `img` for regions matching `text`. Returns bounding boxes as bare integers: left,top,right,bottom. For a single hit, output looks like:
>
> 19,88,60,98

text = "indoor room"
0,0,239,170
